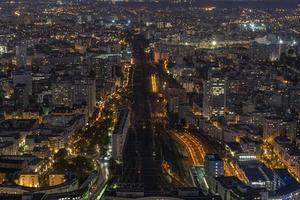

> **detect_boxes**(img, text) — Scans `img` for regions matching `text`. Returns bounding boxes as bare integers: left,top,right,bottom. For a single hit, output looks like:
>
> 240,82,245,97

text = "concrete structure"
18,173,39,188
112,107,131,162
12,69,32,96
16,44,27,68
203,67,227,118
52,77,96,117
263,117,297,141
167,88,187,114
49,174,65,186
204,154,224,191
210,176,263,200
238,160,274,190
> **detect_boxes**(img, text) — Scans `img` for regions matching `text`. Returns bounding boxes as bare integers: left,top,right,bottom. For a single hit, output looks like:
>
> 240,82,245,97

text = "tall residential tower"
203,67,227,119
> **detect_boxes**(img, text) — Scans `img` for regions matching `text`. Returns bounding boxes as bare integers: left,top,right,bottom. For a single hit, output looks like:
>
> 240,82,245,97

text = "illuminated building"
52,78,96,117
4,110,41,121
0,141,17,155
92,54,121,92
273,137,300,176
0,46,7,55
263,117,297,141
18,173,39,187
52,81,73,108
153,51,169,64
203,67,227,118
49,174,65,186
73,78,96,117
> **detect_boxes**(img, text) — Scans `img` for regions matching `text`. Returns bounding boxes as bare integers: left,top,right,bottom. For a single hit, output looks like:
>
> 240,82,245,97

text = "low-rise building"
18,172,39,188
49,173,65,186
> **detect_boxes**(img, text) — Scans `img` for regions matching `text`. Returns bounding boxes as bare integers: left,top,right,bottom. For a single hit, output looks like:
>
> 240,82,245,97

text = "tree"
54,148,68,162
71,156,94,183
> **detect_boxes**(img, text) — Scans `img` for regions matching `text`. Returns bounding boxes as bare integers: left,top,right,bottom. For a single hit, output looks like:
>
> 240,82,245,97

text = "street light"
212,40,217,46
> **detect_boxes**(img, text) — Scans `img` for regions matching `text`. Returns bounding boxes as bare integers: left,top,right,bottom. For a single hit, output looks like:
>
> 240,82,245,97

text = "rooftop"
239,160,273,183
205,154,222,161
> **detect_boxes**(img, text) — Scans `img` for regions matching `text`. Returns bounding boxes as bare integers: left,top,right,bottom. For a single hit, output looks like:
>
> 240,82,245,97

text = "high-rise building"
52,77,96,117
16,44,27,68
91,54,121,88
73,78,96,117
203,67,227,118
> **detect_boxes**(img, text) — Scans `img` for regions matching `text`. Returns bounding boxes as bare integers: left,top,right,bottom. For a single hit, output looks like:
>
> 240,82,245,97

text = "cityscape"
0,0,299,199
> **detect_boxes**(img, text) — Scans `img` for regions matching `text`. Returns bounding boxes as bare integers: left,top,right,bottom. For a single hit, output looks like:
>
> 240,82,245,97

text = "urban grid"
0,0,299,200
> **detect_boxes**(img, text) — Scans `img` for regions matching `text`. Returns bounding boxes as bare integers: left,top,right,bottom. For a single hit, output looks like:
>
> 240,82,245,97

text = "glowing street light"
212,40,217,46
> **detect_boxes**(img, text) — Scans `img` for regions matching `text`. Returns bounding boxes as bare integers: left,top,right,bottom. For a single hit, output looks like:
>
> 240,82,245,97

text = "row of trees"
51,98,117,183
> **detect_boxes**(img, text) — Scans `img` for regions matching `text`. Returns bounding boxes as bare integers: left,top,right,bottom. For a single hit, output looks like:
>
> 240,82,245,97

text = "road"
172,131,206,166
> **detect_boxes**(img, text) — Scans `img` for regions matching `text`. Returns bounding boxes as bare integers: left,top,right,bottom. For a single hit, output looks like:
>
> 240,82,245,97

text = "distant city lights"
242,22,266,31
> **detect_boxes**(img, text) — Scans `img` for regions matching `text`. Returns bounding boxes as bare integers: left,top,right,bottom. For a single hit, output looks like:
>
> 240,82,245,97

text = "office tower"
203,67,227,118
16,44,27,68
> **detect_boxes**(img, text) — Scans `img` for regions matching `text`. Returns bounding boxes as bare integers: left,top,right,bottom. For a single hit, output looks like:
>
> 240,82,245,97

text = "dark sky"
119,0,299,9
193,0,299,8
